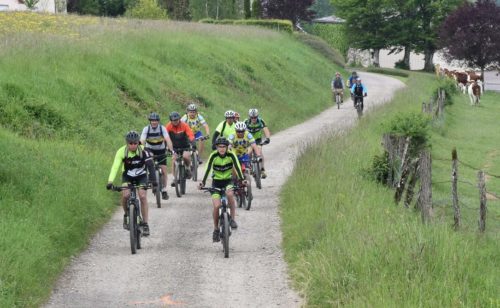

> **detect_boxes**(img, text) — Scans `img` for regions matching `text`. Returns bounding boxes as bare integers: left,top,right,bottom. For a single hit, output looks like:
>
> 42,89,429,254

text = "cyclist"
347,71,358,88
350,78,368,109
211,110,236,150
166,111,195,183
331,72,344,103
234,111,241,122
198,137,246,242
244,108,270,179
106,131,157,236
140,112,174,200
181,103,210,164
228,121,261,175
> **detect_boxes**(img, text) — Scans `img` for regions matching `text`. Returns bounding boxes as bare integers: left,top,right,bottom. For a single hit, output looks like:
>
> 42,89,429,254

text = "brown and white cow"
468,81,481,105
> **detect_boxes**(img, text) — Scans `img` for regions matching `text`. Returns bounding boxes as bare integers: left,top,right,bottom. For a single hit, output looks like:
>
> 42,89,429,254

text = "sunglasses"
128,142,139,145
250,117,257,119
217,145,227,148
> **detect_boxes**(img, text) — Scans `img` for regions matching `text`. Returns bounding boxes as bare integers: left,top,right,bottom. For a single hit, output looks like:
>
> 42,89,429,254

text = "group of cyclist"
106,103,271,242
331,71,368,108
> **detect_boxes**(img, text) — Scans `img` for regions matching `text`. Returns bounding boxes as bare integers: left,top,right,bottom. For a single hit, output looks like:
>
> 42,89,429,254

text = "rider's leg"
198,139,204,161
160,165,168,188
183,151,191,169
212,197,221,229
227,189,236,221
138,188,148,223
121,189,130,214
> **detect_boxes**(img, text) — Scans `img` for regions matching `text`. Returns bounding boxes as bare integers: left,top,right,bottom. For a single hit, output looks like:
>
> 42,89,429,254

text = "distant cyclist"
347,71,358,89
244,108,270,179
331,72,344,103
234,111,241,122
140,112,174,200
181,103,210,164
350,78,368,108
198,137,246,242
166,111,195,182
106,131,157,236
228,121,261,175
212,110,236,150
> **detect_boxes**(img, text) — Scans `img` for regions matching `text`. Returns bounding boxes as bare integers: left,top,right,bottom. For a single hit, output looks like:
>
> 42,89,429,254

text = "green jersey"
202,150,244,184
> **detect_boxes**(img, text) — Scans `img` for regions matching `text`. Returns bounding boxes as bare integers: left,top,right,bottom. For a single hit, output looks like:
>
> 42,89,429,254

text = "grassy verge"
281,72,499,306
0,13,344,307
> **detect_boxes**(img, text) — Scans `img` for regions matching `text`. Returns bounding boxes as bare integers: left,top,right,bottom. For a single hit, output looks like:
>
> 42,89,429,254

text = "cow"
452,71,469,93
468,81,481,106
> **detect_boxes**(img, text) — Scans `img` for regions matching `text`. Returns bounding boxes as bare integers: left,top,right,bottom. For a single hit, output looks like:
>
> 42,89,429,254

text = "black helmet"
352,71,357,75
169,111,181,121
125,130,140,143
148,112,160,121
215,137,230,146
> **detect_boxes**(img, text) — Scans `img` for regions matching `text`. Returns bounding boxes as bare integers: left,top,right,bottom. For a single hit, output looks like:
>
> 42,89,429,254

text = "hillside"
0,14,344,307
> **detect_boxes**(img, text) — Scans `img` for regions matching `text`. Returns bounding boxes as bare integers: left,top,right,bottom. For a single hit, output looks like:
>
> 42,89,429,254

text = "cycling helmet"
352,71,357,75
186,103,197,112
235,121,246,132
248,108,259,117
234,111,240,119
335,72,341,76
169,111,181,121
356,78,362,82
224,110,235,118
148,112,160,121
125,130,140,143
215,137,230,146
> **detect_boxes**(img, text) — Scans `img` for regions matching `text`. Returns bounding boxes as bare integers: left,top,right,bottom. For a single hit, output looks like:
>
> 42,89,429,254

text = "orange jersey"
165,121,194,148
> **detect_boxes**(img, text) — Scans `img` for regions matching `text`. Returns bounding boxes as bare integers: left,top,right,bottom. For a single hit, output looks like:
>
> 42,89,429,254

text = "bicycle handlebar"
111,183,152,191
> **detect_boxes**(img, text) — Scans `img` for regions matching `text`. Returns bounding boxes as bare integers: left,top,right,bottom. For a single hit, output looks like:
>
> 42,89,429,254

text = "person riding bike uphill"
140,112,174,200
106,131,157,236
331,72,345,103
350,78,368,109
181,103,210,164
166,111,196,184
234,111,241,122
198,137,247,242
348,71,358,88
211,110,236,150
244,108,271,179
228,121,262,175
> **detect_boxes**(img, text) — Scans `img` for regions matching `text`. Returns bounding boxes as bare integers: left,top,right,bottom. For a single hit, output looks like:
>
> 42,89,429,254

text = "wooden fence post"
451,148,461,229
395,137,412,204
478,170,487,232
419,150,433,223
404,158,420,208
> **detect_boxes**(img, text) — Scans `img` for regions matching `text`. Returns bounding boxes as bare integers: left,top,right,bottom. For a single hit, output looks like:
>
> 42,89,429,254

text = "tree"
310,0,333,18
244,0,251,18
125,0,168,19
439,0,500,79
252,0,262,18
332,0,393,67
262,0,315,25
413,0,463,71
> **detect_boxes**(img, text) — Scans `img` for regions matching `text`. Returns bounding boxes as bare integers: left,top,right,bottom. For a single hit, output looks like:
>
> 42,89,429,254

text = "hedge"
199,18,293,33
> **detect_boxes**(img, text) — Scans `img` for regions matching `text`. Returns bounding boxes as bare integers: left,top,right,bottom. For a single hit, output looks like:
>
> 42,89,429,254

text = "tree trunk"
372,49,380,67
480,66,485,92
423,50,434,72
403,45,411,69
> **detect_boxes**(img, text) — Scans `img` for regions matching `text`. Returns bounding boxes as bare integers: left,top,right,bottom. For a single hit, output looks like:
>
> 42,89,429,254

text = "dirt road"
45,72,404,308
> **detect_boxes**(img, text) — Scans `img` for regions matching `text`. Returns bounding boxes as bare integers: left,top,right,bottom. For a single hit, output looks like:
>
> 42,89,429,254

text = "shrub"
301,23,349,57
200,18,293,33
125,0,168,19
436,77,457,105
394,59,409,70
367,150,390,184
384,112,431,152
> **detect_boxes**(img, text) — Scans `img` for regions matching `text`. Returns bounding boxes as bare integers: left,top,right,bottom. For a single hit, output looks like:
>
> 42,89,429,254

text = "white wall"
0,0,56,13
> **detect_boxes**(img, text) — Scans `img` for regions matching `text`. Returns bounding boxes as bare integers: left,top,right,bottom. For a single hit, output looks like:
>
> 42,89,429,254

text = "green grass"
281,72,499,306
0,15,345,307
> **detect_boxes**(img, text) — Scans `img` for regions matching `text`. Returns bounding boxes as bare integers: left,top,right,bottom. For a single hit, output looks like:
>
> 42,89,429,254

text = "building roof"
312,15,345,24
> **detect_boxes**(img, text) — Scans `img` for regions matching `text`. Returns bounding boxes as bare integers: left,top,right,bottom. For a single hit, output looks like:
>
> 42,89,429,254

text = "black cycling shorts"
149,149,168,166
121,173,148,188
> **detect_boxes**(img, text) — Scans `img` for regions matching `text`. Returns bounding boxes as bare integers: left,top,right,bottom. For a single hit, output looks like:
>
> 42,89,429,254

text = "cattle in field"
468,81,481,105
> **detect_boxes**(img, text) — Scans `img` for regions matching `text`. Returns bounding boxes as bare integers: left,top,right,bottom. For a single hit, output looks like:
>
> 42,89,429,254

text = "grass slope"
0,14,345,307
281,72,499,306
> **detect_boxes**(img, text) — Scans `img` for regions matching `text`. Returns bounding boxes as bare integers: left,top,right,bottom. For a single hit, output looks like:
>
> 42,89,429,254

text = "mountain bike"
111,183,150,254
190,135,209,182
234,157,253,210
151,153,167,208
354,95,364,118
334,89,342,109
250,143,267,189
173,148,190,197
201,186,233,258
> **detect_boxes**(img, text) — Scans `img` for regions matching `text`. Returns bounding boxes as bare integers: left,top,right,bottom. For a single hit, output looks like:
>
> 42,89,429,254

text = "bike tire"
129,201,137,255
155,169,162,208
245,174,253,211
192,152,198,182
253,161,262,189
135,205,141,250
180,165,186,195
174,162,181,198
336,94,341,109
222,212,230,258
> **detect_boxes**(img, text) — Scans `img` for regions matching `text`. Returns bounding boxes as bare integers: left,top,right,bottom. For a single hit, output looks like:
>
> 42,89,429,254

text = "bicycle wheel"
221,212,230,258
336,93,341,109
253,160,262,189
245,174,253,211
180,165,186,195
135,205,141,250
174,162,181,198
129,201,137,254
356,100,363,118
191,152,198,182
155,169,162,208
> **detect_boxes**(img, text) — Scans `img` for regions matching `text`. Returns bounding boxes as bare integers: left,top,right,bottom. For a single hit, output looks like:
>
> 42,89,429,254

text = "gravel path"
44,72,404,308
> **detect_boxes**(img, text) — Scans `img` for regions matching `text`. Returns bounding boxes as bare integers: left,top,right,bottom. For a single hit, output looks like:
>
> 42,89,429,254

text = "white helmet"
248,108,259,117
224,110,235,118
235,121,247,132
186,103,197,112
